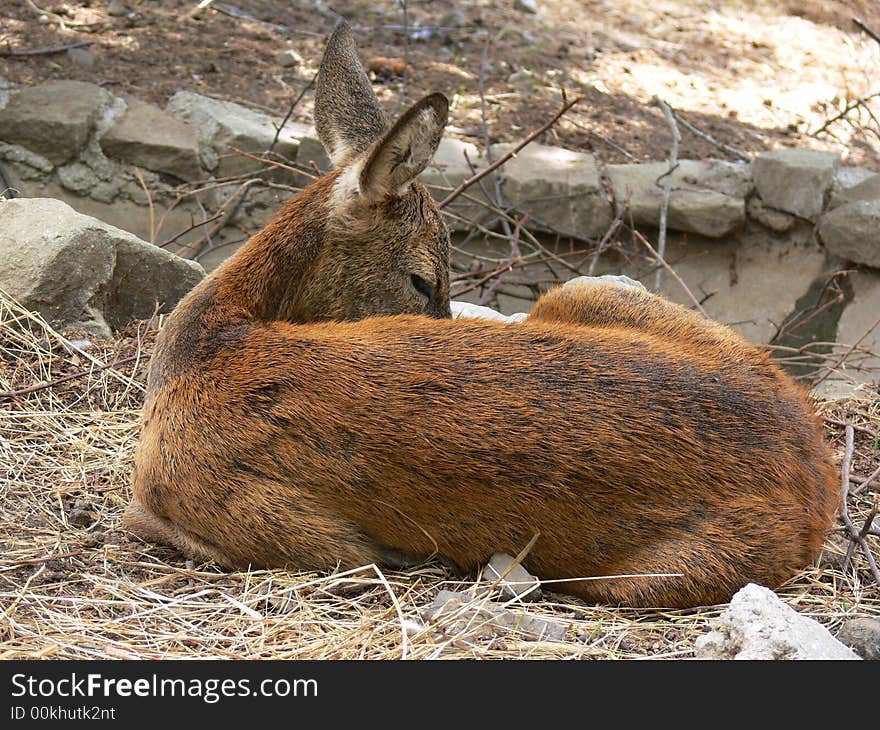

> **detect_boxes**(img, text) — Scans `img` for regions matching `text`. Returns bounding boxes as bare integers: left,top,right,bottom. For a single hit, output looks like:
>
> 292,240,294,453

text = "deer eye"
410,274,434,300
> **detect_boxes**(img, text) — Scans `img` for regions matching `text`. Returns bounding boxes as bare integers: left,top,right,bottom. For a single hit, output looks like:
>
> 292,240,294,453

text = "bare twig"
132,167,156,243
0,161,17,199
227,146,314,178
632,230,708,317
852,463,880,497
812,92,880,137
268,72,317,155
0,40,94,57
813,317,880,387
439,96,583,209
854,17,880,47
0,355,139,401
158,210,224,249
652,96,681,292
397,0,410,112
839,425,880,584
665,107,750,162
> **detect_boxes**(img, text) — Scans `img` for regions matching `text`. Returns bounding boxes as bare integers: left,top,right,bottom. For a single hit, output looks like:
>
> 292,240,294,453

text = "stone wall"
1,77,878,390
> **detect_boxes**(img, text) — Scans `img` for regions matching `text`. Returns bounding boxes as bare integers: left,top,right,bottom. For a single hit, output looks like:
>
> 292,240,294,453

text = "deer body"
125,23,838,608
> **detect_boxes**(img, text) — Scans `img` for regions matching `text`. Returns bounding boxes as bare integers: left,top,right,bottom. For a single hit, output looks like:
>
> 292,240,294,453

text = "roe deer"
124,21,839,608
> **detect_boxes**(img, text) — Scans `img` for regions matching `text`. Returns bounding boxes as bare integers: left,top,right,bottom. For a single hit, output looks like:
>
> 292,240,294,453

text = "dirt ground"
2,0,879,167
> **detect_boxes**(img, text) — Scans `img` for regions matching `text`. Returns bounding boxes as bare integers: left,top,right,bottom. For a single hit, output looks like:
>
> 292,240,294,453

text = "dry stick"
398,0,410,111
268,72,318,155
0,40,94,57
854,17,880,47
588,206,626,276
0,355,139,401
812,91,880,137
653,96,681,293
477,34,516,252
852,463,880,497
439,96,583,210
813,317,880,387
840,425,880,584
210,3,324,36
823,416,878,439
184,179,261,260
227,146,316,179
633,230,708,317
663,105,750,162
158,210,224,249
0,161,16,199
132,167,156,243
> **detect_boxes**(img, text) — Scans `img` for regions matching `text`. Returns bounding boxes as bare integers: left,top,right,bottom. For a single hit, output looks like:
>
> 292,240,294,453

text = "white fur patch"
330,158,364,210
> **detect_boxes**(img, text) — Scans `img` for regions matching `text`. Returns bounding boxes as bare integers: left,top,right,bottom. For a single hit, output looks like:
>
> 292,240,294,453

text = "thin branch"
268,71,317,155
158,210,224,249
439,96,583,209
854,17,880,47
813,317,880,387
632,230,708,317
852,463,880,497
132,167,155,243
0,40,94,57
653,96,681,292
0,355,139,400
669,108,751,162
227,146,317,179
839,425,880,584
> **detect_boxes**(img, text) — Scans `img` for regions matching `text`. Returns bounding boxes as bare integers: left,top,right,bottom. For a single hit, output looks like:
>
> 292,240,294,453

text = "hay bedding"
1,291,877,661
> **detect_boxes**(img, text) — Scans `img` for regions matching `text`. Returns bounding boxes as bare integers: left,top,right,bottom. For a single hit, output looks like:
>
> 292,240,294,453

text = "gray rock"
811,379,874,402
0,80,109,165
836,617,880,660
0,198,204,337
107,0,129,16
483,553,542,601
67,47,96,69
694,583,860,660
829,165,879,209
274,49,303,68
818,199,880,268
57,160,102,196
0,143,54,174
423,589,477,621
830,172,880,211
494,142,613,240
419,137,488,231
514,0,538,14
440,11,466,28
833,269,880,384
746,195,796,233
752,149,840,221
424,589,565,642
100,96,202,181
605,159,749,238
167,90,310,178
295,133,332,178
506,69,535,88
451,301,527,323
817,535,850,571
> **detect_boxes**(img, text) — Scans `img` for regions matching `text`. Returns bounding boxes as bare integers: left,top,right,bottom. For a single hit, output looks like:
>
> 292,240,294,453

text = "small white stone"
274,49,303,68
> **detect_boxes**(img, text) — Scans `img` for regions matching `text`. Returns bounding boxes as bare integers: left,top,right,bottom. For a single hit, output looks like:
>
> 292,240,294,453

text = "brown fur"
124,23,839,608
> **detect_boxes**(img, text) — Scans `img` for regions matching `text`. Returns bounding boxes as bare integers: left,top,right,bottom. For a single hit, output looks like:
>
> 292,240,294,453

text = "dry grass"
1,289,878,660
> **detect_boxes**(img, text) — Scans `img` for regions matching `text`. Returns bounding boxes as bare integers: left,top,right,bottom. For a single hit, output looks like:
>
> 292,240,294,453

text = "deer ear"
359,94,448,200
315,20,388,167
